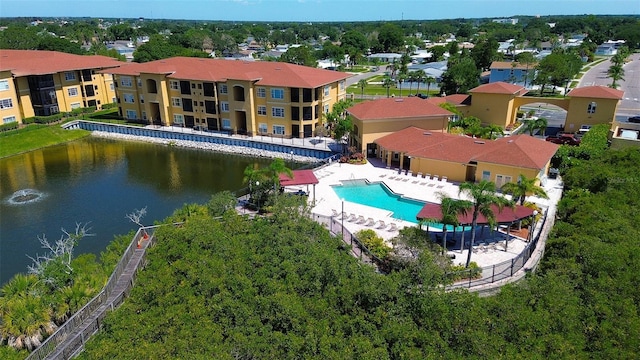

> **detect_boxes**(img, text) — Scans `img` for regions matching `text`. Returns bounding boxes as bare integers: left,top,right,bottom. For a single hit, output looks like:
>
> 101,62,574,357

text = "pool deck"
288,158,563,268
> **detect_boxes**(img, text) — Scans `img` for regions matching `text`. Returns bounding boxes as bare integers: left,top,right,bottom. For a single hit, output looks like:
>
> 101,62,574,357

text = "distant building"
0,50,121,124
367,53,402,63
492,18,519,25
488,61,536,87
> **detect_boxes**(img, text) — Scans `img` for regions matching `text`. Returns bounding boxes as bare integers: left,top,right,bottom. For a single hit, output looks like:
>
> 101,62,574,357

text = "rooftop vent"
423,132,432,135
395,98,403,102
474,141,485,144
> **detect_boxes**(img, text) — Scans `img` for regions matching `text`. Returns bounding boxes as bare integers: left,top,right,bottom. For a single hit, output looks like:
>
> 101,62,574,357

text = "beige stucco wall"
565,96,619,132
475,162,542,187
353,116,449,154
465,92,516,128
409,157,468,183
0,70,22,124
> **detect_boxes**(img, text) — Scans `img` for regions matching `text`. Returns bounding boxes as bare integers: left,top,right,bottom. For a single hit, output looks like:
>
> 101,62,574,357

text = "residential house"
0,50,122,124
488,61,536,87
104,57,350,138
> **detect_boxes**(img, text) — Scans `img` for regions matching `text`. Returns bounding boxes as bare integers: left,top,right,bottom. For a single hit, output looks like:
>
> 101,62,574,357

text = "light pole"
255,181,260,212
341,199,346,244
529,210,539,241
290,151,294,163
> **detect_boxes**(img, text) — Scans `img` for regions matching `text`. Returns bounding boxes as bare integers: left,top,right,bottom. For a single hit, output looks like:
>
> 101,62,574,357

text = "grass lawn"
0,124,90,158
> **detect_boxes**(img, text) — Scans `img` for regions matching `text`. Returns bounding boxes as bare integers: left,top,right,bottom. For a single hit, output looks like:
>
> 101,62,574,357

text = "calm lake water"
0,137,292,285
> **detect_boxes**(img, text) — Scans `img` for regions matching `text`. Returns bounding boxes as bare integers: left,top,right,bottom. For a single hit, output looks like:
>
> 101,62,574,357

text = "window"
203,82,215,97
258,123,267,133
171,97,182,107
495,174,512,188
197,83,202,89
110,83,115,91
272,107,285,117
0,98,13,109
170,81,179,90
142,111,147,120
182,98,193,112
271,88,284,99
324,104,329,113
587,102,597,114
222,119,231,129
257,105,267,116
272,125,285,135
139,95,144,103
137,78,142,88
173,114,184,124
70,102,81,109
339,81,345,91
123,93,135,103
482,170,491,181
257,87,266,98
0,80,8,91
220,101,229,112
120,76,132,87
126,110,137,119
64,72,76,81
219,84,228,94
205,100,217,114
3,116,16,124
324,85,330,96
67,87,78,97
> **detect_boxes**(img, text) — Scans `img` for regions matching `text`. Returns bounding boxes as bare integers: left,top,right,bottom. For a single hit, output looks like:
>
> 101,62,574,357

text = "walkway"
27,230,154,360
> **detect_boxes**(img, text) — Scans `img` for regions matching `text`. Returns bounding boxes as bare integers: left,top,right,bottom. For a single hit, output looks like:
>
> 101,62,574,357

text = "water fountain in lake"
5,189,46,205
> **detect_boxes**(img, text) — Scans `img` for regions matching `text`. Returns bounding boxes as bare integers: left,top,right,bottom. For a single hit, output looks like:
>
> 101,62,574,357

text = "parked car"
546,133,581,146
628,116,640,123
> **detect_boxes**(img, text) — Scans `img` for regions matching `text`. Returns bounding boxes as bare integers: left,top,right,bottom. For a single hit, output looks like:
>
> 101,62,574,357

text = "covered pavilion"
279,169,319,204
416,203,536,249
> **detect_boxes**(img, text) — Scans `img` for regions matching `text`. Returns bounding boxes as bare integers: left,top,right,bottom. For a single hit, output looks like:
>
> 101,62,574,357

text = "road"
579,53,640,120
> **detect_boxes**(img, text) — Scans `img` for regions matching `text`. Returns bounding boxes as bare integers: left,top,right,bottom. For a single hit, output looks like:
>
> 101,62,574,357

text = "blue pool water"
332,180,466,231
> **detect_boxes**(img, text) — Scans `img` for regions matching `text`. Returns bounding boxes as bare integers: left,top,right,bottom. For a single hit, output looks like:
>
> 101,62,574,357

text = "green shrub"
447,261,482,281
355,229,392,259
0,122,19,132
34,113,63,124
22,117,36,124
101,103,118,110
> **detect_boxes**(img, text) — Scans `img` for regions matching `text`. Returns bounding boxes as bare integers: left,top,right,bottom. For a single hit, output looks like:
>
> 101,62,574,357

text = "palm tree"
413,70,426,95
484,124,504,139
425,76,435,97
424,192,472,254
386,59,398,78
357,79,367,99
264,158,293,193
500,174,549,205
382,75,394,98
534,117,548,137
397,73,407,97
607,63,625,89
524,119,537,136
459,180,514,267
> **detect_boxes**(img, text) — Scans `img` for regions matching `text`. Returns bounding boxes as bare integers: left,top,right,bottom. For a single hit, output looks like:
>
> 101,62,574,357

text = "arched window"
146,79,157,94
233,85,245,102
587,101,597,114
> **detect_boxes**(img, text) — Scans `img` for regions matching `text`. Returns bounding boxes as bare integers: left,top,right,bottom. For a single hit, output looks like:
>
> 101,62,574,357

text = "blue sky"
1,0,638,21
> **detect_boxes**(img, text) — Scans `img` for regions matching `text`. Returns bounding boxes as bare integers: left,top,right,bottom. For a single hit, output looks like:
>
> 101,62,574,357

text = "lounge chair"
424,173,430,179
365,218,375,227
417,172,423,178
331,209,339,217
441,176,448,182
388,222,398,232
432,175,439,181
356,215,366,224
347,213,357,222
376,220,386,229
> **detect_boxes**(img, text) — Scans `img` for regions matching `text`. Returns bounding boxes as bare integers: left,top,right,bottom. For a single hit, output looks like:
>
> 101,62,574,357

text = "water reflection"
0,137,279,284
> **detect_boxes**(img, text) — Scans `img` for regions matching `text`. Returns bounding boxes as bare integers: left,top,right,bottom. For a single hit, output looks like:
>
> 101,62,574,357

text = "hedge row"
21,106,99,125
0,122,19,132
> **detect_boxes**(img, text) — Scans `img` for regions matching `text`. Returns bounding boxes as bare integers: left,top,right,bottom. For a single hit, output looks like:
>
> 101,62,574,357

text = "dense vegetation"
72,145,640,359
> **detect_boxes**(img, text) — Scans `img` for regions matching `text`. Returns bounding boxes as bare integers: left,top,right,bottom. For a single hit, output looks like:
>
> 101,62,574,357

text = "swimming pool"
332,180,465,231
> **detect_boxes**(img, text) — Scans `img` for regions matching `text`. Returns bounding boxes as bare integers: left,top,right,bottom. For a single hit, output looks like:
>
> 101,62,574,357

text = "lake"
0,136,294,285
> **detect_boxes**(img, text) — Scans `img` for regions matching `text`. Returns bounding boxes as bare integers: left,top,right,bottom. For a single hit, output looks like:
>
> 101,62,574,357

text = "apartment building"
104,57,350,138
0,50,122,124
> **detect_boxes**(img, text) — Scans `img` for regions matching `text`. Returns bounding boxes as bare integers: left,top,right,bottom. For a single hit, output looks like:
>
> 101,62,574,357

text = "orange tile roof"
374,127,558,170
347,97,453,121
424,94,470,106
469,81,526,95
104,57,351,88
0,50,124,76
566,86,624,99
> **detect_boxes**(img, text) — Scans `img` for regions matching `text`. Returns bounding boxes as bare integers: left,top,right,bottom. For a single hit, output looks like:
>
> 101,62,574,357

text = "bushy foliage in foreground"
79,148,640,359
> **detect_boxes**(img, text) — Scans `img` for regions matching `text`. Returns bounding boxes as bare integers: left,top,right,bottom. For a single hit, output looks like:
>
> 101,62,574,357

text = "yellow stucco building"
374,127,559,185
0,50,122,124
104,57,350,138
